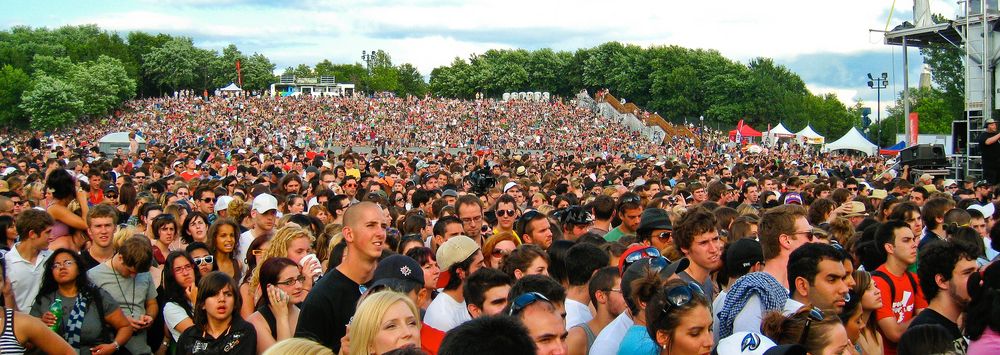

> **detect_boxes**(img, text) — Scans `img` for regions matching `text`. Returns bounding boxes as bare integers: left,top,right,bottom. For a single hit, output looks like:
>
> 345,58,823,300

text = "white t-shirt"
730,288,798,335
5,245,51,313
712,289,728,343
238,230,257,276
423,292,470,332
163,301,192,341
565,299,593,330
590,312,634,355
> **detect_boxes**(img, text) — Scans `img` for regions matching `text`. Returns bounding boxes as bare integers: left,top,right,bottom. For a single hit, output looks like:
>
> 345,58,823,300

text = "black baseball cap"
369,255,425,293
725,238,763,276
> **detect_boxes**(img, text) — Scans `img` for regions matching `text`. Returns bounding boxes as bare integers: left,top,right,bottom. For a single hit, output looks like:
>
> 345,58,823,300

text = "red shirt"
420,323,445,355
179,170,199,181
873,264,928,355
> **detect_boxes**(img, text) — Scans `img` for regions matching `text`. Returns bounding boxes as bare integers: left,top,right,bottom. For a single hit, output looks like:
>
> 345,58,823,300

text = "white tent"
824,127,878,156
219,83,242,92
796,125,825,145
764,123,795,145
98,132,146,154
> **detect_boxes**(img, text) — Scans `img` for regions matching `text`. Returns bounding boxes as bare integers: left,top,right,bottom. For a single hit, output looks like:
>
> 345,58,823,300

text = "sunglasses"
202,197,216,203
621,195,641,204
508,292,550,316
491,248,512,259
193,255,215,265
657,231,672,240
662,282,705,312
798,307,826,345
496,209,516,217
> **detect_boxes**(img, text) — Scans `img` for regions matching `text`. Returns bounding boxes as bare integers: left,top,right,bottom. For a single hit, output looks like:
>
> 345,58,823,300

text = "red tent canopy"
728,123,762,141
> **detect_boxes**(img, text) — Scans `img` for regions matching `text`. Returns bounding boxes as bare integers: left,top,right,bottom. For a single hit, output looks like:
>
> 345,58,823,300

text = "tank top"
45,202,71,240
571,322,597,353
0,308,25,354
257,305,278,338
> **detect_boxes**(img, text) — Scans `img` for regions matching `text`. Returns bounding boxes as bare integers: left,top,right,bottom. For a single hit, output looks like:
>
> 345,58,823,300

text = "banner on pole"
908,112,919,146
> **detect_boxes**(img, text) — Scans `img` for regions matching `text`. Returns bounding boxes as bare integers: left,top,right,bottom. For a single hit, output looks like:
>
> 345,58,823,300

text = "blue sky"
2,0,965,117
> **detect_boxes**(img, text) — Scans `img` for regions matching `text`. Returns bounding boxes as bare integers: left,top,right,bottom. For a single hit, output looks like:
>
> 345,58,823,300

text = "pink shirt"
969,328,1000,355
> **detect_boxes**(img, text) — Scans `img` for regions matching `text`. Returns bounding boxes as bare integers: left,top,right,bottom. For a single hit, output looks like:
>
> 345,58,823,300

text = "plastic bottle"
48,298,63,332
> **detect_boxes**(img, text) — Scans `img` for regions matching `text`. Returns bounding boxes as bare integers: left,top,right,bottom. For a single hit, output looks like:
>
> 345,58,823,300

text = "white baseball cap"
214,196,233,212
252,194,278,213
503,181,519,193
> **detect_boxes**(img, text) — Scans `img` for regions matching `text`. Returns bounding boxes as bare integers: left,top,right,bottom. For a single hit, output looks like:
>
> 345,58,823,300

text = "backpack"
871,269,919,313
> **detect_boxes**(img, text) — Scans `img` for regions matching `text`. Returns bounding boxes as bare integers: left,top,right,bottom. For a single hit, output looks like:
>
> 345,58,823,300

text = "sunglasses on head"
798,307,826,345
491,248,513,259
508,292,550,316
662,282,705,312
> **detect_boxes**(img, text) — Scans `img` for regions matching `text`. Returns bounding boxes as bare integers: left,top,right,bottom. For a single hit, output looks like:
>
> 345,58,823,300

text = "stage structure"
881,0,995,179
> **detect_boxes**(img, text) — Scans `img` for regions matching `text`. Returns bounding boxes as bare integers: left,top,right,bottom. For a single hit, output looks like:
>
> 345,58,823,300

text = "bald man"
296,202,387,351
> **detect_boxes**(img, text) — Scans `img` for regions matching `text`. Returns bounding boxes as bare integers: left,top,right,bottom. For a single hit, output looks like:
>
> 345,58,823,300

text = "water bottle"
48,298,63,332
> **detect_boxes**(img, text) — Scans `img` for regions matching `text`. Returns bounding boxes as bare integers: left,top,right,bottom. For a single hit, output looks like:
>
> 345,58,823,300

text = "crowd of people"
0,93,996,355
41,94,660,155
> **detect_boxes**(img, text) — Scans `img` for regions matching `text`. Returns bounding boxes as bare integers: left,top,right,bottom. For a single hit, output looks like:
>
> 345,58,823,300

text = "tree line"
2,24,887,140
429,42,865,140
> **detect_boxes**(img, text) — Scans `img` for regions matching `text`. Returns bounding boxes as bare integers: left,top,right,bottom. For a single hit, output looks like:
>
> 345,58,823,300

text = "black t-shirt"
294,268,363,352
978,131,1000,168
909,308,968,353
176,319,256,355
80,249,101,271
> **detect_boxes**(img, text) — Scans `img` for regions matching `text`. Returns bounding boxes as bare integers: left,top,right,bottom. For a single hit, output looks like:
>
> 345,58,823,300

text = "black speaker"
899,144,947,168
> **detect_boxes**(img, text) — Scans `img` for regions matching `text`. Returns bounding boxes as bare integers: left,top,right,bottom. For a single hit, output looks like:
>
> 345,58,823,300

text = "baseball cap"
636,208,672,235
943,179,957,188
442,189,459,198
986,118,997,124
369,255,425,293
503,182,519,193
712,332,808,355
869,189,888,200
252,193,278,214
725,239,763,276
560,206,594,226
968,203,996,218
215,196,233,212
783,192,803,205
842,201,868,218
435,236,480,288
976,180,992,188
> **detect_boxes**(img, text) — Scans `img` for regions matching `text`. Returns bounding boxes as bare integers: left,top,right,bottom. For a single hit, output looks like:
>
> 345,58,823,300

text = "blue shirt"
618,325,659,355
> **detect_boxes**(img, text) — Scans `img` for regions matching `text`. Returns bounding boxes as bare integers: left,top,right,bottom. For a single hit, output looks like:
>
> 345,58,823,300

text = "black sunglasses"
797,307,825,345
496,209,517,217
508,292,550,316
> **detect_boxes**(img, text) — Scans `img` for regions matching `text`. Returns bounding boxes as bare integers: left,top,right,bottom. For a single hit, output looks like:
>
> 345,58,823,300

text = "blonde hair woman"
348,292,421,355
263,338,332,355
249,226,320,305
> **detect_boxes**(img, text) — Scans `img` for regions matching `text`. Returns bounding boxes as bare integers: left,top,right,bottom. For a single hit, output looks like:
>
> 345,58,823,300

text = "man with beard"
910,239,978,353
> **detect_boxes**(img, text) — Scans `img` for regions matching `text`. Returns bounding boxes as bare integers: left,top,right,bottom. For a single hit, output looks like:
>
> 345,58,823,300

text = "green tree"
70,55,136,117
395,63,427,97
0,65,31,126
241,53,276,92
30,55,74,77
20,75,83,129
142,38,212,93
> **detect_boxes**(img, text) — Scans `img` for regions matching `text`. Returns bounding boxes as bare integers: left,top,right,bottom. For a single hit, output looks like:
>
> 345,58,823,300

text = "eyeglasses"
491,248,513,259
605,288,622,294
51,260,75,270
508,292,551,316
661,282,705,313
461,215,484,225
275,275,306,286
172,264,194,274
202,197,216,203
193,255,215,265
252,249,267,256
496,209,516,217
797,307,826,345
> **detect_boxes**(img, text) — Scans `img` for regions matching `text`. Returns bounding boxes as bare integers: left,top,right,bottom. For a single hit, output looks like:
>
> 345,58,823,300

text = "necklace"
110,260,138,318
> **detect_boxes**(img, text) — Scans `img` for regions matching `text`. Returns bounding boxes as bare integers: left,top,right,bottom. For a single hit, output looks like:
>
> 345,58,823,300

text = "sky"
1,0,966,119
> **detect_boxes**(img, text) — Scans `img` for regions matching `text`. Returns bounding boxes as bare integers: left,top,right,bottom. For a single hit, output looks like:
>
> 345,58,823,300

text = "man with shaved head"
296,202,387,351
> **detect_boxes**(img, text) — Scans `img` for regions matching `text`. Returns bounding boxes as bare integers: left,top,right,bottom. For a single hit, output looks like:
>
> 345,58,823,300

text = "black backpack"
871,269,919,314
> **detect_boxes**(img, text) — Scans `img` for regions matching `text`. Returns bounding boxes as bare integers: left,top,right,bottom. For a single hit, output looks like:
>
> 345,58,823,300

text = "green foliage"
70,55,136,117
874,87,954,146
142,38,214,93
0,65,31,126
19,75,84,130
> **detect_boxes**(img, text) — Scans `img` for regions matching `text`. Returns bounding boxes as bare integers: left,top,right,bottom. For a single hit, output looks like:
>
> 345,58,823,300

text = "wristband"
112,341,120,350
